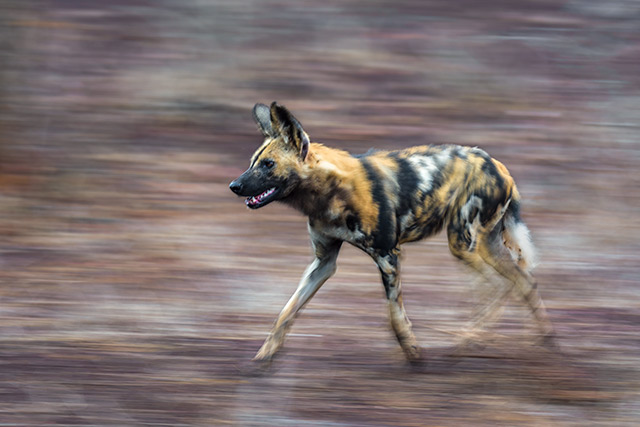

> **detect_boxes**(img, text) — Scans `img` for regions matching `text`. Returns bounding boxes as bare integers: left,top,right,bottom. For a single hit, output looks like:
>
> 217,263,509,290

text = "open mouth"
245,187,278,209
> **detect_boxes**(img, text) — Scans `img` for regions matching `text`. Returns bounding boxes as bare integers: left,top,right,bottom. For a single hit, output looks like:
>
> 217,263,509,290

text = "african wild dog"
229,102,556,366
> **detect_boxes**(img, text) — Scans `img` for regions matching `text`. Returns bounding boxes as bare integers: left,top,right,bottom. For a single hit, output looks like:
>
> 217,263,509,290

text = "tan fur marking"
303,144,379,234
367,154,401,210
432,156,467,212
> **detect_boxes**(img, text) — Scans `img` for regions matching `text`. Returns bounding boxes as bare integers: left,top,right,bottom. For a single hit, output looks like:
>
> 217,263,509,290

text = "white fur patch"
407,154,441,193
399,212,414,231
504,217,538,271
461,195,483,222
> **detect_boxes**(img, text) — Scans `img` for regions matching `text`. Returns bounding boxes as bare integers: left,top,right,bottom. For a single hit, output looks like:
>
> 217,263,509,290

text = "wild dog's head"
229,102,310,209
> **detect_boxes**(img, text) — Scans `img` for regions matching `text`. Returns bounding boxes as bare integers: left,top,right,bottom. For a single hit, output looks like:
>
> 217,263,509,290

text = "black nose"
229,180,243,195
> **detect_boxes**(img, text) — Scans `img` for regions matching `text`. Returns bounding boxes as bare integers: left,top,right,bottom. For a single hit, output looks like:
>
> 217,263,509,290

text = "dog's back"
302,144,524,252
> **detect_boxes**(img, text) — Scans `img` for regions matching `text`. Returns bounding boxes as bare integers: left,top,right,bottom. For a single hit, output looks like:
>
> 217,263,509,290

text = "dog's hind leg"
447,224,511,346
477,225,556,346
253,237,342,364
373,249,421,362
462,263,513,344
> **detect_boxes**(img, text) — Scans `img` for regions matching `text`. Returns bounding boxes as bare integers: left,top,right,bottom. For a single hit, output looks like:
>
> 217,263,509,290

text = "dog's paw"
539,331,561,352
237,357,274,377
403,344,423,364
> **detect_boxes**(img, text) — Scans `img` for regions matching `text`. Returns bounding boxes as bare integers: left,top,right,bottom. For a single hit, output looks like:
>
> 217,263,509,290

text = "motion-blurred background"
0,0,639,425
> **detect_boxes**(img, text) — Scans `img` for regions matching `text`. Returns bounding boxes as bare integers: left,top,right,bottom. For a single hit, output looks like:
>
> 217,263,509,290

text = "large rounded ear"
252,103,274,137
269,102,310,161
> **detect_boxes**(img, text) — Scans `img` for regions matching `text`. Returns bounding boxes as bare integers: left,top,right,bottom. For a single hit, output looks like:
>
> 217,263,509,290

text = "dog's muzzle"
229,179,244,195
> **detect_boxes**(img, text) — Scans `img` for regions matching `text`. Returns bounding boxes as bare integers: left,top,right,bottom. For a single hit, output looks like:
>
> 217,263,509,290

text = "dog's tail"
502,199,538,273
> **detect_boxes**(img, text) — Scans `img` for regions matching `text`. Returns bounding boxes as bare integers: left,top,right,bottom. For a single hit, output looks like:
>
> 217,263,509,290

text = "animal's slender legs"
454,251,513,343
373,250,421,361
477,228,555,342
253,241,341,362
447,218,555,347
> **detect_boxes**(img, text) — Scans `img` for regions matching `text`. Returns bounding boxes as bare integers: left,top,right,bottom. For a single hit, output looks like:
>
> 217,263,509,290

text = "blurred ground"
0,0,639,425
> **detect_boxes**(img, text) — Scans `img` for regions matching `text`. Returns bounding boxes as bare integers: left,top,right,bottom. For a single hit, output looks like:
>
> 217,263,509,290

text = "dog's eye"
263,159,275,169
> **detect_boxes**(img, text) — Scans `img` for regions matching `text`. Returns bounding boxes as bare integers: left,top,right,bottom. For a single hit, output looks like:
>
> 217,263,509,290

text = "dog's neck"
280,144,381,238
282,143,364,221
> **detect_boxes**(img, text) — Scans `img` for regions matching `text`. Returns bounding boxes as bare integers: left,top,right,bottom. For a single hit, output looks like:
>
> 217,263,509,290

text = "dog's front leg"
253,241,341,364
374,249,422,362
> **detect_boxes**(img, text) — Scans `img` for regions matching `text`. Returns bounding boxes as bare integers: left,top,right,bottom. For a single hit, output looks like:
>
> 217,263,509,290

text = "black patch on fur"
477,159,508,225
271,103,291,130
360,159,395,251
508,199,522,223
352,148,379,159
393,156,419,219
469,205,479,223
250,144,270,168
381,274,395,299
346,214,359,232
481,158,504,189
417,207,446,240
424,159,445,197
447,221,472,253
452,146,468,159
478,192,504,226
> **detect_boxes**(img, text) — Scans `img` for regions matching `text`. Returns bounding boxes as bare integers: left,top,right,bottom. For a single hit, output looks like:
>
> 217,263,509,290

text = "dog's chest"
312,217,370,248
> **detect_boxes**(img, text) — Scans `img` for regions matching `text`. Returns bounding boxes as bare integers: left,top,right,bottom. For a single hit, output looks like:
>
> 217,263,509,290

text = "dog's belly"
397,210,447,245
